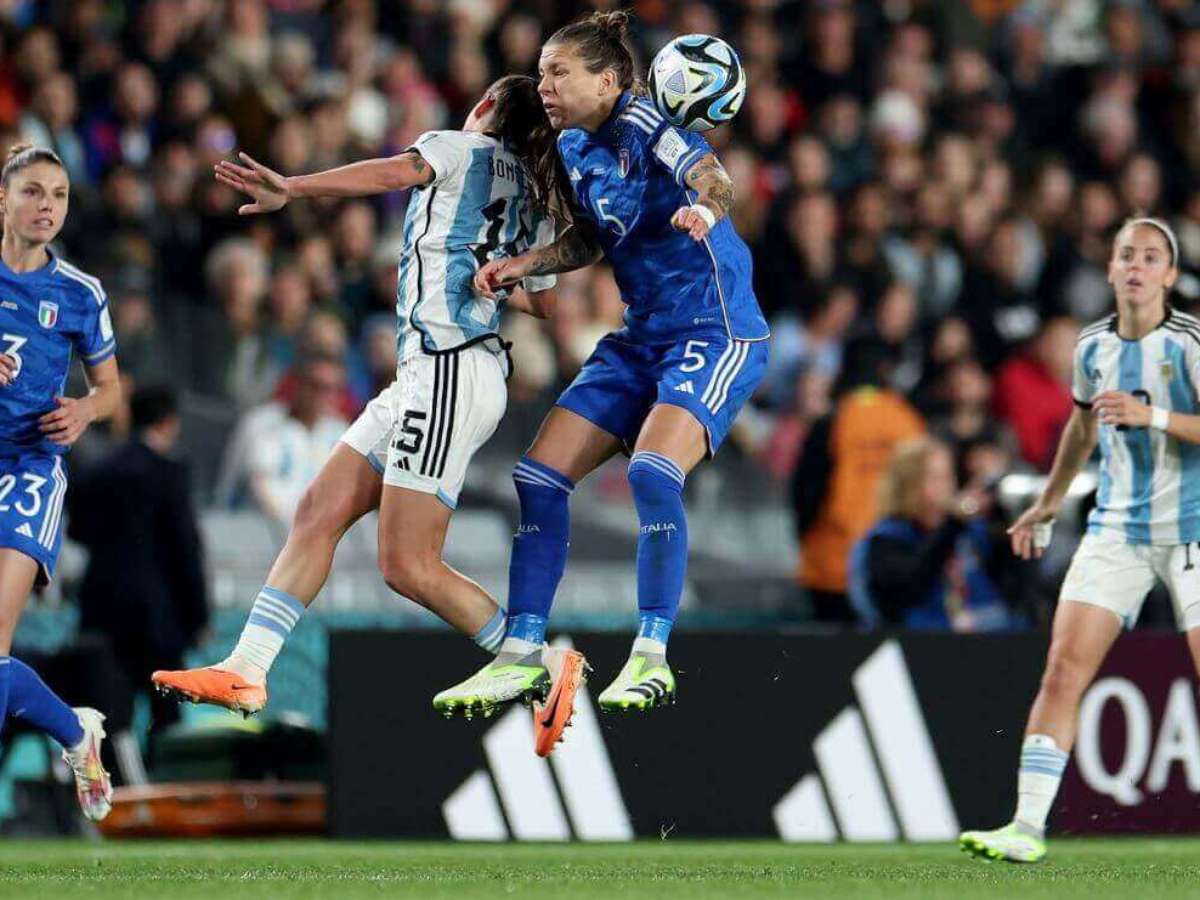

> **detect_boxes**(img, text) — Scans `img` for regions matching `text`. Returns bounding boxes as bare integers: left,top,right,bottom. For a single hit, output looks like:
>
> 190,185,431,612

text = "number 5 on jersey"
668,337,753,414
391,409,427,471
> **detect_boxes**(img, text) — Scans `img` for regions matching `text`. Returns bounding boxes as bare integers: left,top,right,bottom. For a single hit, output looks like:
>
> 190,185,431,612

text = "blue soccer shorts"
0,452,68,586
556,330,768,456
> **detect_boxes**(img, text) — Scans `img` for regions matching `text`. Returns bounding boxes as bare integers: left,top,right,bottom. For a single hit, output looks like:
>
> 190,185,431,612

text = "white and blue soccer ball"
649,34,746,132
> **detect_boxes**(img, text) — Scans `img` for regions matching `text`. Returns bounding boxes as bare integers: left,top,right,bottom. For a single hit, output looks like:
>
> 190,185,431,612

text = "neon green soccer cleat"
959,823,1047,863
598,649,675,712
433,650,549,719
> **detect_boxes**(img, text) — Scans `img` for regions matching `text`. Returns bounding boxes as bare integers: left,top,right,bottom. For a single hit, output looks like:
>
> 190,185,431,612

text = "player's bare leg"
600,404,705,712
376,484,543,718
153,444,381,713
0,550,112,819
961,600,1122,862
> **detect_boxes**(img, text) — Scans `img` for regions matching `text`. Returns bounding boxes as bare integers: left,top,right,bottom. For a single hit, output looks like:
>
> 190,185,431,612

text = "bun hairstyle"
547,10,647,96
2,143,66,187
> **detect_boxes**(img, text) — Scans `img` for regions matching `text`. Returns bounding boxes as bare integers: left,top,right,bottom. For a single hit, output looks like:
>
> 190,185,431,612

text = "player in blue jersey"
0,144,122,820
960,218,1200,863
152,77,587,753
472,11,770,712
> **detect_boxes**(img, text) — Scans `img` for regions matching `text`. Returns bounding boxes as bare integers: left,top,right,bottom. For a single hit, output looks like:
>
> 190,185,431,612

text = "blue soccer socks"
506,457,574,643
628,451,688,649
7,657,84,748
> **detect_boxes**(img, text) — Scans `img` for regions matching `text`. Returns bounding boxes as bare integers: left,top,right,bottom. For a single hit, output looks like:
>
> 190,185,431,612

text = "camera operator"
848,437,1016,630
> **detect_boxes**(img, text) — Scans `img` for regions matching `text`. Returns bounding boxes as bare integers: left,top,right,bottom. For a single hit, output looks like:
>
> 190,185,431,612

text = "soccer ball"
649,34,746,132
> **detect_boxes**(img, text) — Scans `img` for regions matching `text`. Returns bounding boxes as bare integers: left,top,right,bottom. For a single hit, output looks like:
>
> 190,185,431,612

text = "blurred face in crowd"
877,282,917,343
33,72,77,129
1108,223,1177,312
336,202,376,264
1119,153,1162,214
114,63,159,124
788,135,830,192
538,41,621,131
920,443,957,525
0,161,69,248
16,28,60,82
1079,181,1119,234
295,359,345,423
1033,317,1080,384
171,74,213,127
269,266,312,332
500,14,542,71
946,360,991,409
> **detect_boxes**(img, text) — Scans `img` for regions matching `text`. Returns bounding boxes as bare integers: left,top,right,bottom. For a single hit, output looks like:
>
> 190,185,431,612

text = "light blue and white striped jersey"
1073,309,1200,544
396,130,555,359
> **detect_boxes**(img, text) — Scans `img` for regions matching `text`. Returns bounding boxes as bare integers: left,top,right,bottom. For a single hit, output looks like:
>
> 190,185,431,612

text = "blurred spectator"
215,355,348,525
994,316,1080,470
762,282,858,410
847,437,1013,630
68,386,208,740
196,236,272,407
791,346,926,624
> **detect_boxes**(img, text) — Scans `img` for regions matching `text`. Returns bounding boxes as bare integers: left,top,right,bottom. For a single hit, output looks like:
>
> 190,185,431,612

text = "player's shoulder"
1077,314,1116,346
52,257,107,307
556,128,587,156
1164,308,1200,349
617,96,668,141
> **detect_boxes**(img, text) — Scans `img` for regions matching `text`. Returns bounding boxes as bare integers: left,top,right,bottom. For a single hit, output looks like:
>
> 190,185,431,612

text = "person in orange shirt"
791,351,925,622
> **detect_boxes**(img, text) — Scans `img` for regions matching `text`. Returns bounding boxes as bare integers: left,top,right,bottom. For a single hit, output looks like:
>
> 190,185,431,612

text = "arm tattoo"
685,154,735,220
524,223,603,276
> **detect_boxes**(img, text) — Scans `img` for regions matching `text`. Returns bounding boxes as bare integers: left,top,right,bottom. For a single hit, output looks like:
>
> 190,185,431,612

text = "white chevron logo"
442,638,632,841
773,641,959,842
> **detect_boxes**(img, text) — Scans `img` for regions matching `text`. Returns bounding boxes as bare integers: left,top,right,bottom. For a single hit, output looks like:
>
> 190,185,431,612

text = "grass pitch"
1,839,1199,899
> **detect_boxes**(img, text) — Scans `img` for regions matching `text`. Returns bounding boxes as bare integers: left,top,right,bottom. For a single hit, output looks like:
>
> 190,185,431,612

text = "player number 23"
0,473,46,517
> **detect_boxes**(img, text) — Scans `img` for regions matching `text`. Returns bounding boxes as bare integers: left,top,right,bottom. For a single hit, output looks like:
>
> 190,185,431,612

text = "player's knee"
379,549,441,606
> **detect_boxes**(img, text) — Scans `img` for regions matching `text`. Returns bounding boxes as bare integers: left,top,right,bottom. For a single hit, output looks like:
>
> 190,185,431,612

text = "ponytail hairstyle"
2,143,66,188
487,74,568,215
546,10,647,96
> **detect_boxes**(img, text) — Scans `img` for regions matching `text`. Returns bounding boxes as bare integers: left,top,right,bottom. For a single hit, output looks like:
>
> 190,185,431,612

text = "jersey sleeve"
74,283,117,366
407,130,469,186
1072,338,1096,408
650,125,713,188
521,214,558,293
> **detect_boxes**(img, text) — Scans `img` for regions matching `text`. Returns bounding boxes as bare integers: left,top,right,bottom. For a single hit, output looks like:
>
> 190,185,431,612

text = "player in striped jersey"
961,218,1200,862
0,144,122,820
471,12,769,712
153,77,587,752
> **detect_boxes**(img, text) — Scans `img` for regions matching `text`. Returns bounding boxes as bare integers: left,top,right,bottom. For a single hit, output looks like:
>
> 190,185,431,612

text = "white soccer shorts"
1060,530,1200,631
340,346,507,509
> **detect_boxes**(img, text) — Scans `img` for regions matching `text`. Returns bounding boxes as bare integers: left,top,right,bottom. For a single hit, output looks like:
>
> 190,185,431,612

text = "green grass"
1,839,1199,899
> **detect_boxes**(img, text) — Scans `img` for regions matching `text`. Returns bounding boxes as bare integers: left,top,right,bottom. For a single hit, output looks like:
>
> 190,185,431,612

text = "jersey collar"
1110,305,1172,340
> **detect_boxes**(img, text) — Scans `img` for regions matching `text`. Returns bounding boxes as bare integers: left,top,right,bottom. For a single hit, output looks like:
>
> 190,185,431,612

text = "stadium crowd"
3,0,1200,626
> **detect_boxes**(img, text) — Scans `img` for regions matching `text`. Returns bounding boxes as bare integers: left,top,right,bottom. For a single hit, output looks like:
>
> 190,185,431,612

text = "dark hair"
2,143,66,188
131,385,179,431
547,10,646,96
486,74,567,214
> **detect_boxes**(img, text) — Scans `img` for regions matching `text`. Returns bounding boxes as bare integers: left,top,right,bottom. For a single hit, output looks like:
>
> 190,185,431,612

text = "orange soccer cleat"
533,648,589,757
151,666,267,717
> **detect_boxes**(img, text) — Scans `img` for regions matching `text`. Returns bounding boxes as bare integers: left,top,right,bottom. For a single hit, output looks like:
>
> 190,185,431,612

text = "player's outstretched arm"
39,356,121,447
214,151,434,214
1008,406,1097,559
474,221,602,299
672,152,735,242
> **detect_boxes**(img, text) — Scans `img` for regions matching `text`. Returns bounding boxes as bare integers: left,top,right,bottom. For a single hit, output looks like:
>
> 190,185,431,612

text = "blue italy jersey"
556,92,769,344
1073,309,1200,544
0,252,116,457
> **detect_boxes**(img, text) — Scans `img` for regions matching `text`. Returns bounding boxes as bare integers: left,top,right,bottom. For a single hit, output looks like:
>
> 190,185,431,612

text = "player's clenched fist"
39,395,97,447
0,354,17,387
671,204,714,241
474,257,527,299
